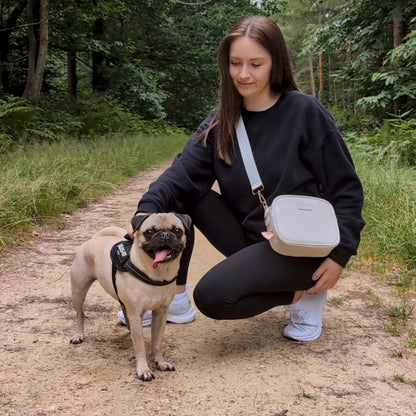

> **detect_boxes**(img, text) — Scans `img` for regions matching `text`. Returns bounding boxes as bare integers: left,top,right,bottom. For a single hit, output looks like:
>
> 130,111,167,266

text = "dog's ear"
174,213,192,233
131,214,151,233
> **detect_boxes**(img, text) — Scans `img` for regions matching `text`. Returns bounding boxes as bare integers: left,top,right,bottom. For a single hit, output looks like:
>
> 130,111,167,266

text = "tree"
393,0,404,48
357,21,416,115
274,0,334,97
22,0,49,100
302,0,416,119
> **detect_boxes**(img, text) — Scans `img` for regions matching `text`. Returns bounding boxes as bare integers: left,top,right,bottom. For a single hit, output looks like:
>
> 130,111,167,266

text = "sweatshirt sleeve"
320,129,365,266
301,98,365,267
136,116,216,214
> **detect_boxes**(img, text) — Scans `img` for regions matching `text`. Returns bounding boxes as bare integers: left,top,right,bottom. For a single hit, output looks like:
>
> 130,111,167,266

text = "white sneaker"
283,291,327,341
117,286,196,327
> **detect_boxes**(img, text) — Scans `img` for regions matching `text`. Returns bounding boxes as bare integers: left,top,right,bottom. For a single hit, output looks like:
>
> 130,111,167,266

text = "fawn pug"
69,213,191,381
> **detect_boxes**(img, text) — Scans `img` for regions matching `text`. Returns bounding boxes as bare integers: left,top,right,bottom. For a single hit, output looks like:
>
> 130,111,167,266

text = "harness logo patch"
117,243,128,258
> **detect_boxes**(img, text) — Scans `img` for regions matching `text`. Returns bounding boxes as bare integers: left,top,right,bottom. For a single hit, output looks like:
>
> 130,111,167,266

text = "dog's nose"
159,232,170,241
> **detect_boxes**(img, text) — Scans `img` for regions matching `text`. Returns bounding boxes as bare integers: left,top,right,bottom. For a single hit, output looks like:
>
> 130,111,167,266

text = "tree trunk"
92,17,107,92
308,55,316,97
317,9,323,100
318,53,323,99
393,1,404,48
67,50,77,96
393,1,405,114
328,55,334,105
23,0,49,100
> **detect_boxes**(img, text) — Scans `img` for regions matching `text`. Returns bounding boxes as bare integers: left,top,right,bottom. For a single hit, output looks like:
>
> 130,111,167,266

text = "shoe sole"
282,325,322,342
119,310,196,327
143,309,196,327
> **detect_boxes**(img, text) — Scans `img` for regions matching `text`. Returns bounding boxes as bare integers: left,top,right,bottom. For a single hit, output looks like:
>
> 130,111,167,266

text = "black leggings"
177,191,323,320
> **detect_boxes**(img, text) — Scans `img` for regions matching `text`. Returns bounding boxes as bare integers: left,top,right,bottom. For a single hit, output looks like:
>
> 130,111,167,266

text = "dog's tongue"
152,248,172,269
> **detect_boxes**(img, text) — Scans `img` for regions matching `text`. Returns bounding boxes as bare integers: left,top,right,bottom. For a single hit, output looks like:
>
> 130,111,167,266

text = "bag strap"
236,116,268,209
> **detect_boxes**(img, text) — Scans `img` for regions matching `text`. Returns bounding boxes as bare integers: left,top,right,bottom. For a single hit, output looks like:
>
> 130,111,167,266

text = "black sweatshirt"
137,91,365,267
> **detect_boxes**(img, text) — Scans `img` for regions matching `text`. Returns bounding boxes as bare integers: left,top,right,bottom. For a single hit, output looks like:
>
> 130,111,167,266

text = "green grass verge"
355,159,416,271
0,133,187,250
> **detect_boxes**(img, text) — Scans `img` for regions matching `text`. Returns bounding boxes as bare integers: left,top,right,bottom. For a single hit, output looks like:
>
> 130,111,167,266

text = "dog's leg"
127,312,154,381
69,260,95,344
151,308,175,373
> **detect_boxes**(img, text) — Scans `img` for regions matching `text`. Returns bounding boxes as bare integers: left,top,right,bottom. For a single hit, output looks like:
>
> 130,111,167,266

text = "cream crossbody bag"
236,116,340,257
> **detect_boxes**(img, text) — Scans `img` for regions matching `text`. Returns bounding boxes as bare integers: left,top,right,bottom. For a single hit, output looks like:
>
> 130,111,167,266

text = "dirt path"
1,161,415,416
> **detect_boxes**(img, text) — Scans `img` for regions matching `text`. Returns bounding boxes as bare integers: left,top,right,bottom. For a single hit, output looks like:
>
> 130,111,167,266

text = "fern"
0,96,34,119
25,128,59,141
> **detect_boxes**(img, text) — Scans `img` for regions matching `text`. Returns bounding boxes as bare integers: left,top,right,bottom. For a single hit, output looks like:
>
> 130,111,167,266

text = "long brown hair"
198,15,298,164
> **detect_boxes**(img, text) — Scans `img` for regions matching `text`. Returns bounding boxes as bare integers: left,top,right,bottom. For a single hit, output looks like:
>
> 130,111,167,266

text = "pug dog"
69,213,191,381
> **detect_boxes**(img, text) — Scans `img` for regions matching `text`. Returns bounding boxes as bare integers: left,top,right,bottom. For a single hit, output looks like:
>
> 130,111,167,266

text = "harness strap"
111,262,125,309
125,260,177,286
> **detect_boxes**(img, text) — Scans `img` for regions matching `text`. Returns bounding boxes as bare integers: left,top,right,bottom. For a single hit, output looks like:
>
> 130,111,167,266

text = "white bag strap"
236,116,267,209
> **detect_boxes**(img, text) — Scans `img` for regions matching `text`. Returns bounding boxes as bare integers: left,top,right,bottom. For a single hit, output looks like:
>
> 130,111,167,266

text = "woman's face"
229,36,274,110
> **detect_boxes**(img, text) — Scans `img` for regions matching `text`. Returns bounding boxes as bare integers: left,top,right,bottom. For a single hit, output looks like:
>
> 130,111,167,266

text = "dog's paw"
69,335,84,344
137,368,155,382
156,361,175,372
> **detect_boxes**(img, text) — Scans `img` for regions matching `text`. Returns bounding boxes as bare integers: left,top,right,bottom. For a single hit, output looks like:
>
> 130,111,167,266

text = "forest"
0,0,415,278
0,0,415,140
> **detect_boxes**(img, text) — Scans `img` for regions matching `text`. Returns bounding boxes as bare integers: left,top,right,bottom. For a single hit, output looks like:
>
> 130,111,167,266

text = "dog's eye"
144,229,155,237
173,227,183,236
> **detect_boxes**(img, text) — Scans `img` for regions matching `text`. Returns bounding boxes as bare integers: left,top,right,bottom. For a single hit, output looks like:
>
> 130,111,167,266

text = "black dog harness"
110,237,177,306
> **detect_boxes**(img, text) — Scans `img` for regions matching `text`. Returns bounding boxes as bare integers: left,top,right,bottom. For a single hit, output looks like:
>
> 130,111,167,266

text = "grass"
388,299,414,321
393,374,416,386
354,158,416,271
0,132,187,250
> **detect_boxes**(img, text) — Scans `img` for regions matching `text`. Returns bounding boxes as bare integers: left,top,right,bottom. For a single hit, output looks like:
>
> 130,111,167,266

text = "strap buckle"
254,187,268,210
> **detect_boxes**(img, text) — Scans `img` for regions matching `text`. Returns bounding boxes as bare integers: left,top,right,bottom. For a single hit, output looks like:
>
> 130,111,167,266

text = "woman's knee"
193,279,226,320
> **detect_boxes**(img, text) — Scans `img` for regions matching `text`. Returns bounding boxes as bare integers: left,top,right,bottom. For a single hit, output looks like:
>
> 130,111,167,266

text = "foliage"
2,0,416,128
104,60,168,119
357,19,416,116
299,0,416,120
346,117,416,167
0,92,184,153
0,96,50,152
35,0,259,130
277,0,341,94
325,104,377,133
257,0,287,17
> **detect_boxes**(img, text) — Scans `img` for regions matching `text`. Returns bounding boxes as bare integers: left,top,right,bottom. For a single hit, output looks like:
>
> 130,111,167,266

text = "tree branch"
0,19,49,33
173,0,213,5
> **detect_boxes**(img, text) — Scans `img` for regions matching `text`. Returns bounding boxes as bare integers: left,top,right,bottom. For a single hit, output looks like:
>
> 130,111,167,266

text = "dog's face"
131,213,191,269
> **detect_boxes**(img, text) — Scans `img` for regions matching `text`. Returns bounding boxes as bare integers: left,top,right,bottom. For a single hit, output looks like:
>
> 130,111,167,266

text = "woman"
120,15,365,341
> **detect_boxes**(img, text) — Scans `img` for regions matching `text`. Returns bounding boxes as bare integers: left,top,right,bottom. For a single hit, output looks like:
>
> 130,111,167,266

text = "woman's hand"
305,258,343,294
127,222,134,239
